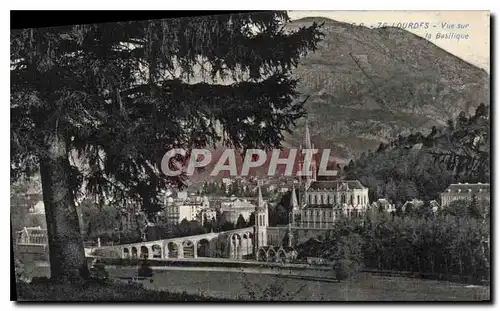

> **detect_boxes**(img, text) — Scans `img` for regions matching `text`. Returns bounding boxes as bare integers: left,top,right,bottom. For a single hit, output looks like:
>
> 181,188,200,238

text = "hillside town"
11,11,490,302
13,121,491,250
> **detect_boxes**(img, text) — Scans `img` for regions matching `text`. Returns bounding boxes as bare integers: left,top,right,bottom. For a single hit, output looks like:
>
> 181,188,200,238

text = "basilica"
256,121,371,258
293,180,370,229
291,121,370,229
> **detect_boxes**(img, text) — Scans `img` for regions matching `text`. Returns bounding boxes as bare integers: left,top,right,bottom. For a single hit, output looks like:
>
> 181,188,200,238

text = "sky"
288,11,490,72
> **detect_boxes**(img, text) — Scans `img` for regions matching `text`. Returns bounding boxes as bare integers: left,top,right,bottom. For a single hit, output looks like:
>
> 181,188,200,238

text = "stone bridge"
88,227,255,260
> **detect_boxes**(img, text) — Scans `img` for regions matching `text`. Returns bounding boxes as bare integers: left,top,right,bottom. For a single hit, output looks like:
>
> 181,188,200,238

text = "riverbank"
14,268,490,301
135,269,491,301
23,257,490,287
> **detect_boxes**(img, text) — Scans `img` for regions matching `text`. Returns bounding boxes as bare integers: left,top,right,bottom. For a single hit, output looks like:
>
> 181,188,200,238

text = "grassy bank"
137,270,491,301
14,279,228,302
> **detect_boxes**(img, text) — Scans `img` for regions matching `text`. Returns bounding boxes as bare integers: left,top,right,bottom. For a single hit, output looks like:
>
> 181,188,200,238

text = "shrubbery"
297,210,490,282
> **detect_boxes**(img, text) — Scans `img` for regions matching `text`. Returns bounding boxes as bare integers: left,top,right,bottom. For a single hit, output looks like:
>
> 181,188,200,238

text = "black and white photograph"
10,9,491,302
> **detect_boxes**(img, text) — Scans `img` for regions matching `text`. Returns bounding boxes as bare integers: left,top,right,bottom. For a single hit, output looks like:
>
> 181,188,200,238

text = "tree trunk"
39,131,89,281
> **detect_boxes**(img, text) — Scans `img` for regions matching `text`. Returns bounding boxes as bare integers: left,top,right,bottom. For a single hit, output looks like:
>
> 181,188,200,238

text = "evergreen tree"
236,214,247,229
248,212,256,227
11,12,323,280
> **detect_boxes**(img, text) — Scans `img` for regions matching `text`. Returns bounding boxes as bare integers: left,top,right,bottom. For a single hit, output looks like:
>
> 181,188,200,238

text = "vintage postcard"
11,10,490,302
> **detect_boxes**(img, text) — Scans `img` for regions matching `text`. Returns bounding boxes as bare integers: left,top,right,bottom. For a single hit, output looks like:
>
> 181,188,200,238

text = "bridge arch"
197,238,210,257
131,247,138,258
231,233,242,243
241,232,253,258
140,246,149,259
210,238,226,258
182,240,195,258
151,244,162,259
167,242,179,258
123,247,130,259
230,234,242,259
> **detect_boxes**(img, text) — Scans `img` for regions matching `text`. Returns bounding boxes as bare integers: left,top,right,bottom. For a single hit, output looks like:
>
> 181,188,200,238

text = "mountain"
343,103,490,203
284,17,490,164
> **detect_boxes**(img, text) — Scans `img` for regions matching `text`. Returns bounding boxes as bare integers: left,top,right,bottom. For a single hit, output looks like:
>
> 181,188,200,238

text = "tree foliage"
344,104,490,204
11,12,323,215
297,207,491,282
11,12,323,279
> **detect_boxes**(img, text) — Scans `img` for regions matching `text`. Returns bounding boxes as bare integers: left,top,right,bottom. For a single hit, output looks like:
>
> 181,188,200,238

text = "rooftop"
308,180,366,190
304,204,364,209
442,183,490,195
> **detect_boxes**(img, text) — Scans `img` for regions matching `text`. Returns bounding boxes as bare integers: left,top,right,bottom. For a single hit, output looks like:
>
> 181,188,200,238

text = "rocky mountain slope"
284,17,490,164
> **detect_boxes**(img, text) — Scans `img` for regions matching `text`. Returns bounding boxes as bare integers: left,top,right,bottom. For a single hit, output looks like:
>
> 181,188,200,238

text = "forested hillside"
343,103,489,204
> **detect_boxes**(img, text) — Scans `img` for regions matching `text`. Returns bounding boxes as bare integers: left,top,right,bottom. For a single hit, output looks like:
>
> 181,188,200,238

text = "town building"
165,196,210,225
200,209,217,225
219,197,256,223
371,198,396,213
440,182,490,206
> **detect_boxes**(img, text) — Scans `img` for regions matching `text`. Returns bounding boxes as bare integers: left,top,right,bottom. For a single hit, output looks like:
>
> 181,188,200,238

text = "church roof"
302,204,336,209
304,204,364,210
308,180,366,190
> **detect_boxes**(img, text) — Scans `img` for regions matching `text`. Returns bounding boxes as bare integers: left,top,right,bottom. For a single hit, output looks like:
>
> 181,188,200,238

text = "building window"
357,195,360,205
341,194,346,204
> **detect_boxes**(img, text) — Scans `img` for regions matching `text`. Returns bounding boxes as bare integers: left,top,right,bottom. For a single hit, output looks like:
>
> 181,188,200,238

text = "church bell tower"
254,185,268,256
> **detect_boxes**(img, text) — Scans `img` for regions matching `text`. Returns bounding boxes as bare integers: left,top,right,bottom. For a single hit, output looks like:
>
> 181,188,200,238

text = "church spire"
304,119,312,150
303,118,316,187
257,185,264,208
291,185,298,210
